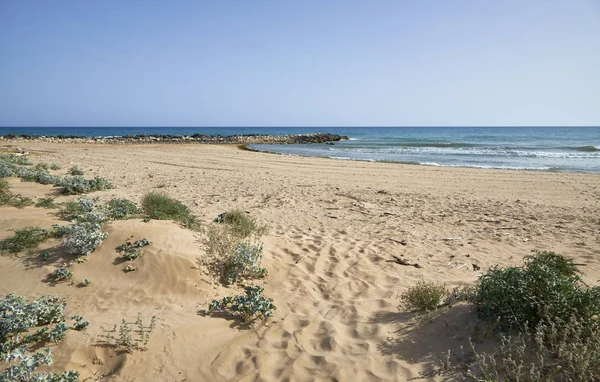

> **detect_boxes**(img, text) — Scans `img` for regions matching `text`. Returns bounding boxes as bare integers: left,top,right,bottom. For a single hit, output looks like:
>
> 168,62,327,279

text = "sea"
1,126,599,174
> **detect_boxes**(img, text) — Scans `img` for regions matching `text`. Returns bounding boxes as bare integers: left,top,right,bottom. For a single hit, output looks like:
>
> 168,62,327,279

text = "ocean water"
1,126,599,173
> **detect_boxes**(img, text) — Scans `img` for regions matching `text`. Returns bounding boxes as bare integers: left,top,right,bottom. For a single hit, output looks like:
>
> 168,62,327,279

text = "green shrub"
35,197,57,209
106,198,142,220
223,242,268,285
471,251,600,331
0,227,49,254
214,210,267,238
399,280,447,312
142,192,190,220
141,192,200,230
68,166,84,176
209,285,276,322
50,163,61,170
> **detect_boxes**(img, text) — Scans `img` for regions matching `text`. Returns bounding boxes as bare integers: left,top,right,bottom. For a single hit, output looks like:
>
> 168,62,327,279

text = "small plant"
124,264,137,273
209,285,276,322
50,163,61,170
105,198,142,220
39,250,51,261
81,279,91,287
141,191,200,230
115,237,150,260
399,280,447,312
214,210,267,238
0,227,49,254
68,166,84,176
109,314,156,352
35,197,57,209
51,267,72,281
222,242,268,285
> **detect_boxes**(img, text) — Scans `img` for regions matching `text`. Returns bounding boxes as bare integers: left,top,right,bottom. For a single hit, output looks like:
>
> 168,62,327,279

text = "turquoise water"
1,126,599,173
250,127,600,173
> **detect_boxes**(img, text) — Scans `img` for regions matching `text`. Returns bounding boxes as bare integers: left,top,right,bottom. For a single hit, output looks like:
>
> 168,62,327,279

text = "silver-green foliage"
56,176,112,195
223,242,268,285
61,197,108,256
209,285,276,322
0,293,87,381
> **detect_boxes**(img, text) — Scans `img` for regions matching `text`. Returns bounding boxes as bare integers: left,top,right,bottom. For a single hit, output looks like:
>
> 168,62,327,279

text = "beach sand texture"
1,143,599,381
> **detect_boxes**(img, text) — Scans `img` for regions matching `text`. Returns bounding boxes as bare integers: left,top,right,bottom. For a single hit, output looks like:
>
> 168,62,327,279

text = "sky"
0,0,599,127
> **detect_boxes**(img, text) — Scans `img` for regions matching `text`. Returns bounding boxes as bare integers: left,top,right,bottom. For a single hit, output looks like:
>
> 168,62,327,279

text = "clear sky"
1,0,599,127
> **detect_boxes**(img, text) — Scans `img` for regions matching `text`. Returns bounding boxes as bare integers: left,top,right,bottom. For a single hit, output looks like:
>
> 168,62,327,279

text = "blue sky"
0,0,599,127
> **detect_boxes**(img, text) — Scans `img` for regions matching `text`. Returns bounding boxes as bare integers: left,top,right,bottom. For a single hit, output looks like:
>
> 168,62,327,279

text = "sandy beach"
1,142,599,381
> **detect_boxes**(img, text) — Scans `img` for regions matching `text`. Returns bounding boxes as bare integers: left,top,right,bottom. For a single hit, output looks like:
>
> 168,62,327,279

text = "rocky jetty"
0,133,348,145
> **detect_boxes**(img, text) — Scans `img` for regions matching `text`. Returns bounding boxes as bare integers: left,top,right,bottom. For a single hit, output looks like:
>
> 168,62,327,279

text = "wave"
329,146,600,159
395,142,477,148
573,145,598,152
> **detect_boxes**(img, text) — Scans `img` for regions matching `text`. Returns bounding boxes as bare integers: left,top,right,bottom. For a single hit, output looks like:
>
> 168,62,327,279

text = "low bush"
141,191,200,230
68,166,84,176
399,280,447,312
0,293,86,381
142,191,190,220
222,242,268,285
50,163,61,170
214,210,267,238
0,154,31,166
471,250,600,331
209,285,276,322
0,227,49,254
62,222,108,256
56,176,112,195
106,198,142,220
0,161,16,177
35,197,57,209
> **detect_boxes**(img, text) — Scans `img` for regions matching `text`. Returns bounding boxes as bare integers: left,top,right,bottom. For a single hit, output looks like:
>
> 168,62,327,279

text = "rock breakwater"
0,133,348,145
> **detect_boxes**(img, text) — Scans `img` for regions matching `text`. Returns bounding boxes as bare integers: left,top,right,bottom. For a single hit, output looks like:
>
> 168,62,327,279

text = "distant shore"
0,132,348,145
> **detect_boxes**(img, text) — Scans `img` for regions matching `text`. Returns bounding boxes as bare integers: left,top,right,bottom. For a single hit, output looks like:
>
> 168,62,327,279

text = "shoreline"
241,144,597,174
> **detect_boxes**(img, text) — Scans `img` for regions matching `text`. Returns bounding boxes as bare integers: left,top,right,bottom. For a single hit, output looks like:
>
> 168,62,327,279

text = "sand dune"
1,142,599,381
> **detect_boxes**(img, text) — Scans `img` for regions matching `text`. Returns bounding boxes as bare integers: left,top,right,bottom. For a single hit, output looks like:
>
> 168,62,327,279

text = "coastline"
1,142,599,380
